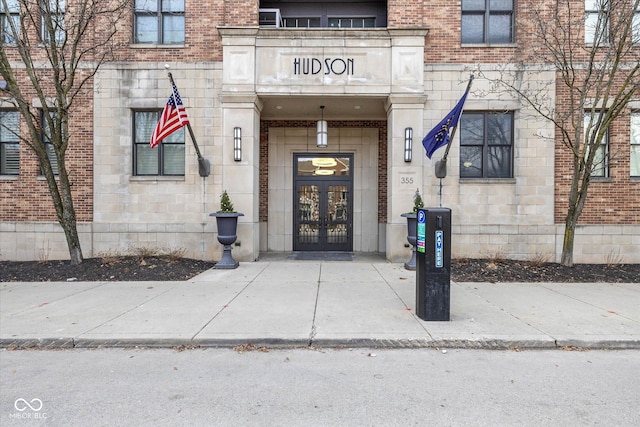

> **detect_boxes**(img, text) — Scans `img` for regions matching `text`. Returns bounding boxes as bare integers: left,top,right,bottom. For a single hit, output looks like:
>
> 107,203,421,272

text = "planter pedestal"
401,213,417,271
209,212,244,269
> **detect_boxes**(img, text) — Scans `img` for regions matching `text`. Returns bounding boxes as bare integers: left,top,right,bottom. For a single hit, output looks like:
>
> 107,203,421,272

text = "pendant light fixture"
317,105,328,148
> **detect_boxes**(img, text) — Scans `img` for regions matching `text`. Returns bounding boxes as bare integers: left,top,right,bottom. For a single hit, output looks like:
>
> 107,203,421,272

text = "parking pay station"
415,208,452,321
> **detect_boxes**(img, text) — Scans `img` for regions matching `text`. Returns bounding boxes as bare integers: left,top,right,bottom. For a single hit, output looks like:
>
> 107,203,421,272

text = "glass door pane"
326,184,349,247
296,184,320,248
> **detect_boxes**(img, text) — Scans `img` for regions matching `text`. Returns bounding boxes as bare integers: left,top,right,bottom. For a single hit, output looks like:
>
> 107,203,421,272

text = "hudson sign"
293,57,355,76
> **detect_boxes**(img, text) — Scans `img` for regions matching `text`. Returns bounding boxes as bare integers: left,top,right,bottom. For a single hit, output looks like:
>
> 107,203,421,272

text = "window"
0,110,19,175
585,0,609,45
584,111,609,177
461,0,514,44
459,111,514,178
283,17,321,28
41,0,65,45
133,111,185,176
1,0,20,44
134,0,185,44
40,111,59,175
631,111,640,177
328,18,375,28
259,8,283,27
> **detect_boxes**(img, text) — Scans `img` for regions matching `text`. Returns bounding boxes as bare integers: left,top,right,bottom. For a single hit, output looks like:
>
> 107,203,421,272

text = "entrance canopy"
259,95,387,121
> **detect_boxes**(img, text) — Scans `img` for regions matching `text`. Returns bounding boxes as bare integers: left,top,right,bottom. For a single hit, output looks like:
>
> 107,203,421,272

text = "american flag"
150,82,189,148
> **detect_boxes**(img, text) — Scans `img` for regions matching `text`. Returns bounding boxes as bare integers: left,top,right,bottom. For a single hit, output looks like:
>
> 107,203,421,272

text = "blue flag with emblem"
422,85,471,159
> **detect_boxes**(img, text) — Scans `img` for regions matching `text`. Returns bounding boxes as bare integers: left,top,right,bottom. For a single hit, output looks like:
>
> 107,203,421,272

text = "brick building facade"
1,0,638,263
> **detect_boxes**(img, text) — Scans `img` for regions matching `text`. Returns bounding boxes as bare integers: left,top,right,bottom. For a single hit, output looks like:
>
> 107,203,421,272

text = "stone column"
385,29,428,262
219,28,261,262
385,95,427,262
220,95,262,262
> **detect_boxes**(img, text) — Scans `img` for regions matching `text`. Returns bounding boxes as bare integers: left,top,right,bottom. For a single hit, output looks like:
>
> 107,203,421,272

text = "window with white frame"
0,110,20,175
133,111,185,176
631,111,640,177
1,0,20,44
41,0,65,45
134,0,185,44
40,110,59,176
461,0,514,44
459,111,514,178
584,111,609,177
585,0,609,45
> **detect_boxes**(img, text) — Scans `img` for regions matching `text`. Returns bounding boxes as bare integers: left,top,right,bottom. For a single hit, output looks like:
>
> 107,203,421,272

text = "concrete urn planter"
209,212,244,269
401,212,417,271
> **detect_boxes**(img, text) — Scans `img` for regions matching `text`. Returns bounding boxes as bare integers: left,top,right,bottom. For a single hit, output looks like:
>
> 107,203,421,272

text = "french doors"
293,154,353,252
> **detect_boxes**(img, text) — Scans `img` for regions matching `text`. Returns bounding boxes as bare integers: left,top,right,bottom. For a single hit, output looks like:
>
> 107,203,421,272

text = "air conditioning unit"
259,8,283,27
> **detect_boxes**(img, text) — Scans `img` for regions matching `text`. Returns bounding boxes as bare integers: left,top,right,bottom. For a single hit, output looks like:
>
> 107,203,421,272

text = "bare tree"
0,0,131,264
475,0,640,266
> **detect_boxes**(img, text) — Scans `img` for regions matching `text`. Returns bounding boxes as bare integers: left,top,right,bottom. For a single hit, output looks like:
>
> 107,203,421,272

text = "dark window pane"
135,111,157,142
462,0,486,11
163,15,184,43
135,0,157,12
0,111,19,141
0,110,20,175
490,0,512,11
460,113,485,145
487,113,512,145
162,144,185,175
136,15,158,43
44,142,59,175
1,143,19,175
136,144,158,175
462,14,484,43
460,146,483,177
162,0,184,12
487,146,511,177
1,15,20,44
488,14,512,43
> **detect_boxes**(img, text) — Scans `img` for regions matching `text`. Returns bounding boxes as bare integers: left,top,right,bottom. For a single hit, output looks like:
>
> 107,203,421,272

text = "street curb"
3,337,640,351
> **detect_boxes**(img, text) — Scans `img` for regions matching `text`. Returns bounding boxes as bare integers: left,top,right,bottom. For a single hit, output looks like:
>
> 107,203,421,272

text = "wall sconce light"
233,127,242,162
404,127,413,162
317,105,328,148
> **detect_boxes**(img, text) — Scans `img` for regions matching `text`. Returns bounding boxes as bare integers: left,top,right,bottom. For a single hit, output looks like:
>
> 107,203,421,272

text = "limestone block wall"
417,64,640,264
266,127,380,253
415,64,556,261
91,62,227,261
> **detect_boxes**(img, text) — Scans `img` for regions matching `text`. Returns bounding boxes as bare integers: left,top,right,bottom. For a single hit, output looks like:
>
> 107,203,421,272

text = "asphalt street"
2,348,639,426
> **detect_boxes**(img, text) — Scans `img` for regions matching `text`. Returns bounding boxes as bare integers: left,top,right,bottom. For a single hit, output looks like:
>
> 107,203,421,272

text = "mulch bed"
0,256,638,283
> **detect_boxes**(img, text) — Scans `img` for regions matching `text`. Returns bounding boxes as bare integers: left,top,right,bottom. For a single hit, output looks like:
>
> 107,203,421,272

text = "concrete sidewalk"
1,259,639,350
